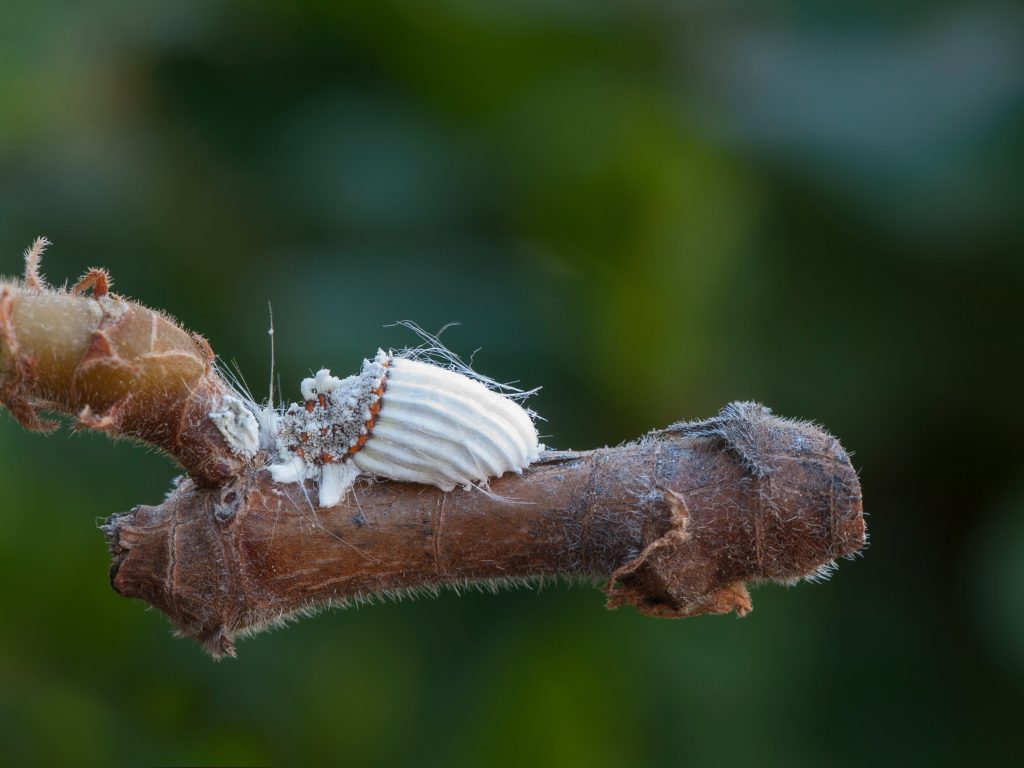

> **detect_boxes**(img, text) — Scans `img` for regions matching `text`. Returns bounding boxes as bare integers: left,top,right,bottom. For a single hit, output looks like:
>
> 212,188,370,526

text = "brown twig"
104,402,863,658
1,244,866,658
1,250,246,485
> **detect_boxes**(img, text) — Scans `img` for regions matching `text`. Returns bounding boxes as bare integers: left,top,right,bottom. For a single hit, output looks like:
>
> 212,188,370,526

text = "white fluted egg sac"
352,357,540,492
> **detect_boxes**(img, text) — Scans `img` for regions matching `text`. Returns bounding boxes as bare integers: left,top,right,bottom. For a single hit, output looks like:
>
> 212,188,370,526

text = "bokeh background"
1,1,1022,765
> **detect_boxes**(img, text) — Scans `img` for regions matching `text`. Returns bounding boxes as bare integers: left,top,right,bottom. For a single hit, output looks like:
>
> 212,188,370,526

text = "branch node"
605,487,716,617
667,400,777,478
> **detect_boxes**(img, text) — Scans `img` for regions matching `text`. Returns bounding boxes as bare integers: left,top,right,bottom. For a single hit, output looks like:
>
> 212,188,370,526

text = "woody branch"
1,242,866,658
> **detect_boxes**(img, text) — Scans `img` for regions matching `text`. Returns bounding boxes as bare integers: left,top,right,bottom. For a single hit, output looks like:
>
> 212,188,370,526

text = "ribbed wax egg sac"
267,353,541,506
351,357,541,492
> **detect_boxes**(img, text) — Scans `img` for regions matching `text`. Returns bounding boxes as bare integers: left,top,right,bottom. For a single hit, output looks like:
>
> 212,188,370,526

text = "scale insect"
211,338,543,508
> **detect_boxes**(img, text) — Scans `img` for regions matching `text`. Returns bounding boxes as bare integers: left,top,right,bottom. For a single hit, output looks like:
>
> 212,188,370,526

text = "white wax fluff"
317,462,360,508
209,394,260,458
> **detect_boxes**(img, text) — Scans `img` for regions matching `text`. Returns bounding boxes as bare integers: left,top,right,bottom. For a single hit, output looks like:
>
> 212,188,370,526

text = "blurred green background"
1,1,1022,765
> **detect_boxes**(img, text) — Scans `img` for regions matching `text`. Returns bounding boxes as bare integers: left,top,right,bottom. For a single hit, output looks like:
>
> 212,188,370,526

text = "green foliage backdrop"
1,1,1021,765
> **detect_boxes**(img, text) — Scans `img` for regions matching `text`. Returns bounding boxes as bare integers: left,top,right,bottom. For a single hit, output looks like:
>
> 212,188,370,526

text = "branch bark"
1,249,866,658
106,405,864,658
